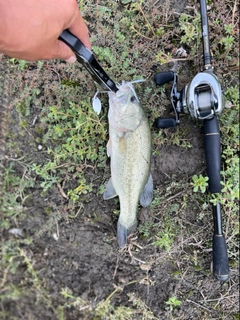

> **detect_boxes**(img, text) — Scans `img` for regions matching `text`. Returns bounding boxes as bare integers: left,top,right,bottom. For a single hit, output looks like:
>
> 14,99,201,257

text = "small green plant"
191,174,209,193
218,23,236,54
138,221,154,239
224,23,235,35
32,99,107,195
165,296,182,311
90,283,158,320
9,58,28,71
225,86,239,106
219,35,235,51
179,11,201,56
0,163,34,228
155,51,173,64
60,287,90,311
153,226,175,252
67,179,93,202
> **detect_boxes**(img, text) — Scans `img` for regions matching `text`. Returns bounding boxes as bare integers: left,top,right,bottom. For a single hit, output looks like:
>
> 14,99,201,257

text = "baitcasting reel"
154,68,225,128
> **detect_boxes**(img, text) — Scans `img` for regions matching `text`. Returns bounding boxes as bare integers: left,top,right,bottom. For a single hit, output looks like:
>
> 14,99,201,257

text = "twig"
232,0,238,25
32,115,38,126
199,294,239,303
113,255,119,280
166,191,184,202
186,299,212,312
128,246,146,264
57,182,68,199
74,203,83,218
56,218,59,239
138,4,155,36
130,26,152,40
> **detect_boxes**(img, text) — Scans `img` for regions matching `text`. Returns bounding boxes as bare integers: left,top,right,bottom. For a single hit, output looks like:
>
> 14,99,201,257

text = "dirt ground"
0,1,239,319
2,70,239,320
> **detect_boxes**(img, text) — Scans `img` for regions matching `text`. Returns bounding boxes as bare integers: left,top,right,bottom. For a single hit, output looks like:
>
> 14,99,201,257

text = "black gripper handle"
154,71,174,86
155,117,177,128
59,29,92,61
203,116,222,193
59,29,118,92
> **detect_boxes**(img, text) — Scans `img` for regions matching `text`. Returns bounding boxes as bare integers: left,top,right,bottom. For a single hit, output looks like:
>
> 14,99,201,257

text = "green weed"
179,11,201,56
9,58,28,71
31,98,107,194
91,283,158,320
1,163,34,228
219,35,235,52
138,221,154,239
225,86,239,106
59,282,158,320
191,174,209,193
165,296,182,311
153,226,175,252
67,178,93,202
60,287,90,312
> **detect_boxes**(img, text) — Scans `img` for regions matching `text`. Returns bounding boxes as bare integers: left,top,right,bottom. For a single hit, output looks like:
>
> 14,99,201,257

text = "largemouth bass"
103,81,153,248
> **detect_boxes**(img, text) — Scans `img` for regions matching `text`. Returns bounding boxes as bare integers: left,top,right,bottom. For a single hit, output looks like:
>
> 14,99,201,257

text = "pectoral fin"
106,139,112,157
103,178,117,200
140,173,153,207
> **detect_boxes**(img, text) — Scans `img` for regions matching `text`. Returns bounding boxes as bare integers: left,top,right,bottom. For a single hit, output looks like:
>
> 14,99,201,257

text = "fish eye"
130,95,136,102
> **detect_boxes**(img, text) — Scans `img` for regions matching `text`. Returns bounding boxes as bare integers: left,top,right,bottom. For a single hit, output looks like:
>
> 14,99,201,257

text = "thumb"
52,39,77,63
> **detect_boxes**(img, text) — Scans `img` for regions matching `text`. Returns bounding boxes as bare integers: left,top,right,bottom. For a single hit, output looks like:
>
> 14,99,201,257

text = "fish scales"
104,82,153,248
110,119,151,225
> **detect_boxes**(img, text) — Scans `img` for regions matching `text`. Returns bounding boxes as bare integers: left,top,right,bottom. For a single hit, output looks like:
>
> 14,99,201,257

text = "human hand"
0,0,91,62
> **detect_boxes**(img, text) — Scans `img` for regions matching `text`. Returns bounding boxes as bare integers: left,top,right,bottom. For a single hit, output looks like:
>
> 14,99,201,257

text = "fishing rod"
154,0,230,281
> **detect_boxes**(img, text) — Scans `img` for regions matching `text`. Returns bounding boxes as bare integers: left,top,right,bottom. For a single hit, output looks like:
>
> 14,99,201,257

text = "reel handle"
203,116,222,193
154,71,179,127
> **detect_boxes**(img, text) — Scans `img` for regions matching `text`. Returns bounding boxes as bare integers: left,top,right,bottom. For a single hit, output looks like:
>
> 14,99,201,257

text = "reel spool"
183,71,225,120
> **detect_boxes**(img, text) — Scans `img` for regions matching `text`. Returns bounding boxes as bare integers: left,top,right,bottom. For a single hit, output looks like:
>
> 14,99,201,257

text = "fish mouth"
109,91,129,107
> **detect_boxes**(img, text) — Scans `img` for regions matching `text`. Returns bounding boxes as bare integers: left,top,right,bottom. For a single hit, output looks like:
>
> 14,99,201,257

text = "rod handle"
212,234,230,281
203,116,222,193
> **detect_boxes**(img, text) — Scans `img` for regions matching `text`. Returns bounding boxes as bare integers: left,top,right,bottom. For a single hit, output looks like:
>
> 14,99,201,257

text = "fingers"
52,11,91,63
52,39,76,63
55,18,91,62
65,55,77,63
68,13,91,50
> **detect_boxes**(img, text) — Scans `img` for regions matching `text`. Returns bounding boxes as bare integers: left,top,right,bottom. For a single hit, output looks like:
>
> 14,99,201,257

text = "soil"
0,1,239,319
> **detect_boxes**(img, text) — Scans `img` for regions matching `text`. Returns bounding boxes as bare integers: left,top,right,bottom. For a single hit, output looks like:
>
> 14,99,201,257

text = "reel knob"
155,117,177,128
154,71,174,85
